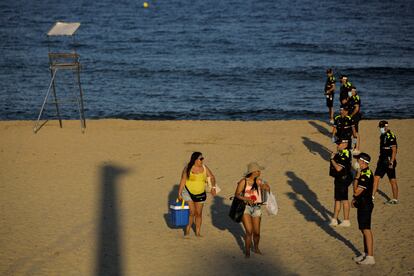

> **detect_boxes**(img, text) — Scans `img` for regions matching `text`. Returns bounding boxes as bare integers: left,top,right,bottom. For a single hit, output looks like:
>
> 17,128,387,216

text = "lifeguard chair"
33,22,86,133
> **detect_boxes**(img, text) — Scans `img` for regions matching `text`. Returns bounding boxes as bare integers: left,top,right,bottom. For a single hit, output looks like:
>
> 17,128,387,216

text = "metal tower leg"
73,67,86,133
33,69,58,133
50,68,63,128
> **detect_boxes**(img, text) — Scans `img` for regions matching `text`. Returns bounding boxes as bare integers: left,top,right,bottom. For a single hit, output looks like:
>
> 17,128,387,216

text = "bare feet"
185,226,191,235
184,228,191,239
254,248,263,255
195,234,203,238
245,247,251,258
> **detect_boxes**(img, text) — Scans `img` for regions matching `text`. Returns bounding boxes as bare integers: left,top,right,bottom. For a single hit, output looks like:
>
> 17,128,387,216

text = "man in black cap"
372,120,399,204
352,152,375,265
331,106,359,151
324,68,336,124
329,138,353,227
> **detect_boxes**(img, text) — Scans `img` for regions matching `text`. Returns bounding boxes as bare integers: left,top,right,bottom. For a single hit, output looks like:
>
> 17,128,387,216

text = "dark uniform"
348,95,362,132
374,130,397,179
339,80,352,104
333,114,355,144
354,168,374,230
330,149,352,200
325,75,336,108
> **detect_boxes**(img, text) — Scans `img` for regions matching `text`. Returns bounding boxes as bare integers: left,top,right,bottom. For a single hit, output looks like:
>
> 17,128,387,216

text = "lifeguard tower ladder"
33,22,86,133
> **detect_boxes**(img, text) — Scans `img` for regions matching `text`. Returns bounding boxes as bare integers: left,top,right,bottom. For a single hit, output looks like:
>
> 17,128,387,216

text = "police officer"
324,68,336,124
347,86,362,132
329,138,352,227
352,152,375,265
339,75,352,105
347,86,362,151
372,120,399,205
331,106,359,151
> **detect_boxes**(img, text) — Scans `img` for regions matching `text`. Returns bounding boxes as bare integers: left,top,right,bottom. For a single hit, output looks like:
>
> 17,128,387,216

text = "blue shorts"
244,205,262,217
181,188,192,201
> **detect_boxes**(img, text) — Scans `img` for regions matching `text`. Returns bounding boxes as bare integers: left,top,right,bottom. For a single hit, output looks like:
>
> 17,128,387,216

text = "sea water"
1,0,413,120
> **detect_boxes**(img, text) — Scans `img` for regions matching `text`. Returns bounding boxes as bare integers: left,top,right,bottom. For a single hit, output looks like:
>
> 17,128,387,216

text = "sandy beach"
1,119,413,275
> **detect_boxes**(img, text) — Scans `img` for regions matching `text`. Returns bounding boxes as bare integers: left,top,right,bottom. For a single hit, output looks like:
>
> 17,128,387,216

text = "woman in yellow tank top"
185,165,207,195
178,152,217,237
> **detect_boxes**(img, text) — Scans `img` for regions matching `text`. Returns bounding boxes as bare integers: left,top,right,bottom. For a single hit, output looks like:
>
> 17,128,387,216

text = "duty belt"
381,147,392,149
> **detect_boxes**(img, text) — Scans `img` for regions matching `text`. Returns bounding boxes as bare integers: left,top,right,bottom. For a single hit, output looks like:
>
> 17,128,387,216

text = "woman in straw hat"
233,162,270,257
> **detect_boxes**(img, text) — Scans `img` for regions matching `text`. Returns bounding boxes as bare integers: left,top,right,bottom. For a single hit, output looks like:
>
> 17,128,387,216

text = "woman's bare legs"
242,214,253,258
194,202,204,236
185,201,195,236
252,216,262,254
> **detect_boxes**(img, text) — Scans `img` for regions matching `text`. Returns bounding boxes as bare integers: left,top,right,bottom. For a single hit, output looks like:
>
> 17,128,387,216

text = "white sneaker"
385,199,398,205
329,218,338,226
338,220,351,227
353,253,366,262
357,255,375,265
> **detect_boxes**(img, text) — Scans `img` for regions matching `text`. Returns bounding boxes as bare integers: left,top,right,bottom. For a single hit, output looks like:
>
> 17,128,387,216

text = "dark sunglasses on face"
198,157,204,161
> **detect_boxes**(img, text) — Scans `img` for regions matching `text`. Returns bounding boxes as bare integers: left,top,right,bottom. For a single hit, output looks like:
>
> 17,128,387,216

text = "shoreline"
2,117,414,122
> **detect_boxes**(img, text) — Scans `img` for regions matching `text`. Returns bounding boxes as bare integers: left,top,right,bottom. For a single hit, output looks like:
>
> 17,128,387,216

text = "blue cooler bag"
169,199,189,227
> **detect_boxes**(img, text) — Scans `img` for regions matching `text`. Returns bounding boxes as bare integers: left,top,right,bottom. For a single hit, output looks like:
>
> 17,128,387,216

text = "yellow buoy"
143,2,149,8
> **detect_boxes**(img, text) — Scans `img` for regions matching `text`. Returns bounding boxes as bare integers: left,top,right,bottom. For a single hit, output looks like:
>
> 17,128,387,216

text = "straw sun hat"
245,162,265,175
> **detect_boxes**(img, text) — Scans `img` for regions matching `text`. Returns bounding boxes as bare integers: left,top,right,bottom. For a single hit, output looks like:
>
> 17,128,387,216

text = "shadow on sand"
210,195,245,252
285,171,359,255
207,196,294,275
96,163,130,276
377,189,391,202
302,136,332,161
308,120,332,138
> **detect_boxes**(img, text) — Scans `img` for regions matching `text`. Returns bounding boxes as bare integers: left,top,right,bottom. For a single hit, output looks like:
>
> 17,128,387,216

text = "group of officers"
324,68,400,265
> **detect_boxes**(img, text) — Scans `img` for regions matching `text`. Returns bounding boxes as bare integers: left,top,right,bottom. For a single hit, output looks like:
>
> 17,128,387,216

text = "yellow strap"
176,198,185,209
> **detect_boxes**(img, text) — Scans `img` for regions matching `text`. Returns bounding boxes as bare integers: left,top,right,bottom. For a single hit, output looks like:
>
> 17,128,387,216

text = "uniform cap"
354,152,371,164
378,120,388,128
340,105,348,111
335,138,349,145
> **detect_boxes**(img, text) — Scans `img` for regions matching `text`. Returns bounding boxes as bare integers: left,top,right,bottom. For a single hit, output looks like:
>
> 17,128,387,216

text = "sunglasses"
198,157,204,161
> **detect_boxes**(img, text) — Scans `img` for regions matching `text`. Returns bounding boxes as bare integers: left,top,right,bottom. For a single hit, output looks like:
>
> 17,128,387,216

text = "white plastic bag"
203,165,221,194
205,176,221,194
265,191,278,215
